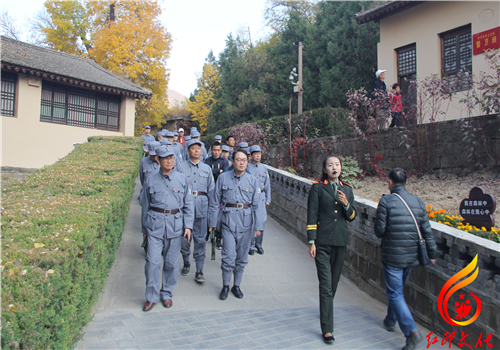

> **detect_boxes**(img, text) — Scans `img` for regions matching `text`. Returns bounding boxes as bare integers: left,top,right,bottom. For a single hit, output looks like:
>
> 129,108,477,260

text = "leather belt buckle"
237,203,244,209
163,209,172,215
192,191,198,196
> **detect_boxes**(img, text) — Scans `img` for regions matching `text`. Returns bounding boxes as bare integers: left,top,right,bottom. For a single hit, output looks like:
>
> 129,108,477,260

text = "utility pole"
298,41,303,114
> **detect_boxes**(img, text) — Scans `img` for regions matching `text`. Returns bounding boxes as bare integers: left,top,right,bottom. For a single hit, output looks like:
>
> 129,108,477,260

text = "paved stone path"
77,178,456,350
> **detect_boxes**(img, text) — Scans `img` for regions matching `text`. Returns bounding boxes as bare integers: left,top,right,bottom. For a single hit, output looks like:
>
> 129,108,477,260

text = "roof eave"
1,61,153,100
355,1,425,25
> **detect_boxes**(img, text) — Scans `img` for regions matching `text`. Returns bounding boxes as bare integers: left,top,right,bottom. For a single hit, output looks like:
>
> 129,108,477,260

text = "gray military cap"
144,125,151,129
148,141,161,155
173,132,179,136
191,130,201,138
159,138,172,146
165,131,175,138
185,136,192,141
214,135,222,140
187,139,203,149
238,142,248,148
250,145,262,153
221,145,230,152
155,146,174,158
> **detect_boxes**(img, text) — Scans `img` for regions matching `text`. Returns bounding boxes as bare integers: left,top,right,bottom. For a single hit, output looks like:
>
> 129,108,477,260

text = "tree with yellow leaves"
34,0,172,134
186,52,220,134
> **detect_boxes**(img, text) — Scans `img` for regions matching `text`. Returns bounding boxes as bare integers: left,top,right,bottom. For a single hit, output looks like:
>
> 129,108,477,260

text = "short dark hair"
388,168,406,185
226,135,235,142
232,150,247,161
211,141,222,149
392,83,400,90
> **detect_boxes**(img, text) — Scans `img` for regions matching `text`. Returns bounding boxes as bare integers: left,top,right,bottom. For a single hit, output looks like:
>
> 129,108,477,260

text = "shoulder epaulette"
341,181,353,188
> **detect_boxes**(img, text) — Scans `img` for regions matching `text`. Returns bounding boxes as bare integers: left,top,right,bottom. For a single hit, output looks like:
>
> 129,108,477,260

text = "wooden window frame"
440,24,472,91
1,71,17,117
40,81,121,131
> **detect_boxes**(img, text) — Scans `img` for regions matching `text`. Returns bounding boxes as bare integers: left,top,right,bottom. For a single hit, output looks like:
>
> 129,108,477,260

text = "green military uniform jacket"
307,179,357,246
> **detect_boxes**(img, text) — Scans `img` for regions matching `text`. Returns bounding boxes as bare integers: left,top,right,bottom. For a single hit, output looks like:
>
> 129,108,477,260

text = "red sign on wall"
473,27,500,55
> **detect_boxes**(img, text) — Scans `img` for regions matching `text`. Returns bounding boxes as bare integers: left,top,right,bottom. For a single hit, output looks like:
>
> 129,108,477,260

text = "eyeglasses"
234,158,248,162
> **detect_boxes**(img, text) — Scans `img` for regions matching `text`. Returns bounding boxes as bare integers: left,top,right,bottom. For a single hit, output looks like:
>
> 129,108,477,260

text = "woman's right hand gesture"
309,243,316,258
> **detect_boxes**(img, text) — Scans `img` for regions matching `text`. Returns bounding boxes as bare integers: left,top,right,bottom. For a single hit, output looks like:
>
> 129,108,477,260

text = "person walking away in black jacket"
374,168,438,350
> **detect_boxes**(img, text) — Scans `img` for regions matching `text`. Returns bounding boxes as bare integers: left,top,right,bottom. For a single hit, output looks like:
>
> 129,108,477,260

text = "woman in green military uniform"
307,155,357,344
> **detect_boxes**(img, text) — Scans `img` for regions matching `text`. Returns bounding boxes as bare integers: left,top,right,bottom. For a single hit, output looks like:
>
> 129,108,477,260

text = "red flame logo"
437,254,482,326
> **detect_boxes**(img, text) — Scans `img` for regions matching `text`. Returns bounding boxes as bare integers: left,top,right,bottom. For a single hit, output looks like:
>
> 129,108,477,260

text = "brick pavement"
76,178,457,350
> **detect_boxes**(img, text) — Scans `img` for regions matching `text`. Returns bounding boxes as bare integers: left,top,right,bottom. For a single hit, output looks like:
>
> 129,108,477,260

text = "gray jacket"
140,169,194,238
208,171,264,232
177,160,215,219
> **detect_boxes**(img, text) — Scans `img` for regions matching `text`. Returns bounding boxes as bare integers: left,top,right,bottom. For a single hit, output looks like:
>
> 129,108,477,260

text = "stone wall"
266,165,500,347
265,114,500,175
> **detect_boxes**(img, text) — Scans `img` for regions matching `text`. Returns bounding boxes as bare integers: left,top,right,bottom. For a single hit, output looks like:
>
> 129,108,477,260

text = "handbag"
393,193,431,266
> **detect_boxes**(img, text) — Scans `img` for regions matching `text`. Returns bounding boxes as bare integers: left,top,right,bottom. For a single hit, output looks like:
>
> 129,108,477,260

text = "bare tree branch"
1,10,23,40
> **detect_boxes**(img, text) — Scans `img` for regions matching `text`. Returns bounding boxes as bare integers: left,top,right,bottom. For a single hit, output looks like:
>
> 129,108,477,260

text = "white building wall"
1,74,137,169
378,1,500,122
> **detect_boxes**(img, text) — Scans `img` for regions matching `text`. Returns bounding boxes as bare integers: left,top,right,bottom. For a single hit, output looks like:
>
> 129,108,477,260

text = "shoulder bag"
393,193,431,266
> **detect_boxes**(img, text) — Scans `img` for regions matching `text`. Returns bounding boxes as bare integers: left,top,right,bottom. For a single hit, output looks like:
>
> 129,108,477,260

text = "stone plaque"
459,186,496,230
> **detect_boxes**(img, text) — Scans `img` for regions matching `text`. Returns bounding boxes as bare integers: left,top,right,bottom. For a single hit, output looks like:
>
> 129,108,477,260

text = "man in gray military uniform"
247,145,271,255
139,141,160,187
178,140,215,283
190,130,208,161
140,146,194,311
141,126,155,157
209,150,264,300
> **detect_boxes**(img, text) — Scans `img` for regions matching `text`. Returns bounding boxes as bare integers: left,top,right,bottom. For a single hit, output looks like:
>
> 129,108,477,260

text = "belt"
191,191,207,196
150,207,180,215
226,203,251,209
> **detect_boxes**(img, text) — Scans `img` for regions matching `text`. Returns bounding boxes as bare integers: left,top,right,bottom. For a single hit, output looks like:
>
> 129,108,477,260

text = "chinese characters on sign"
473,27,500,55
426,330,493,349
459,187,496,230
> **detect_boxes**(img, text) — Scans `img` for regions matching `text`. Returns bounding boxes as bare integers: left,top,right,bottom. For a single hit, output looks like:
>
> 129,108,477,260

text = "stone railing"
266,165,499,348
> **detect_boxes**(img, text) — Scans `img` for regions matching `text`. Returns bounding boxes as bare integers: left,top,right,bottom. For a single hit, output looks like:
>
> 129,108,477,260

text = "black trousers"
314,245,347,335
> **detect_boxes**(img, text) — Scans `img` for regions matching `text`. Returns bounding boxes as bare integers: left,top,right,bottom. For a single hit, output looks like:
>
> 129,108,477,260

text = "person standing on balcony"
389,83,405,127
306,154,357,344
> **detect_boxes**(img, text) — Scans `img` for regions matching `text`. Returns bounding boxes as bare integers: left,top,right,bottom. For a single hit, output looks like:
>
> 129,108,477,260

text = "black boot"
219,286,230,300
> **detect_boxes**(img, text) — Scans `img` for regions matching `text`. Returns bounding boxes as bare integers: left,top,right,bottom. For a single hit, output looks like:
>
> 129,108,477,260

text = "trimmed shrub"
1,136,143,349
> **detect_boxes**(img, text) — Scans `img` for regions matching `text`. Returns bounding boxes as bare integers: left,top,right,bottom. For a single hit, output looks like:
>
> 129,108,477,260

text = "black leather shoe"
248,249,254,255
323,334,335,344
231,285,244,299
219,286,230,300
256,247,264,255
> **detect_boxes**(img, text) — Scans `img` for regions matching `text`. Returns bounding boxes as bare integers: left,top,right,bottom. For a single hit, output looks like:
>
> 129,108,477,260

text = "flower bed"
426,205,499,243
1,136,143,349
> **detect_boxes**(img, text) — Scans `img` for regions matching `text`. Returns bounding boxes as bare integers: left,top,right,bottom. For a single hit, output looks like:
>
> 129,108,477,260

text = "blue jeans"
383,263,417,337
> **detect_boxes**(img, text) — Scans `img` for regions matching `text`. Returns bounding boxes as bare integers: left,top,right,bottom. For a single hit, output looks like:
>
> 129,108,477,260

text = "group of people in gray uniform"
139,126,271,311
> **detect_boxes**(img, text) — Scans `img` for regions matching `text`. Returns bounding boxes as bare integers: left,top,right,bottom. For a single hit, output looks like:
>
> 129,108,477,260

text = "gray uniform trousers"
145,233,183,303
221,219,254,286
181,216,207,271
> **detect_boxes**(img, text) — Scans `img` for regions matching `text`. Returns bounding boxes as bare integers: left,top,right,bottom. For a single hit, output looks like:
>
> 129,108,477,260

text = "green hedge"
1,136,143,349
201,107,350,145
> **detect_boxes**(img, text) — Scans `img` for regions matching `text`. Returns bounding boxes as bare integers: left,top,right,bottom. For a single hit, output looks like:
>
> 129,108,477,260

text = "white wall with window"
1,73,136,169
377,1,499,122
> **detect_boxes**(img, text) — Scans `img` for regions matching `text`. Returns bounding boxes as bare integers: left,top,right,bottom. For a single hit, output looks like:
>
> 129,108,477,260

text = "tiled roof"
1,36,152,99
355,1,424,25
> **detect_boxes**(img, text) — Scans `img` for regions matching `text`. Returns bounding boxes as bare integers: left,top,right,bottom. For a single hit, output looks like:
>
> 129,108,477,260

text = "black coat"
307,180,357,246
374,185,439,268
